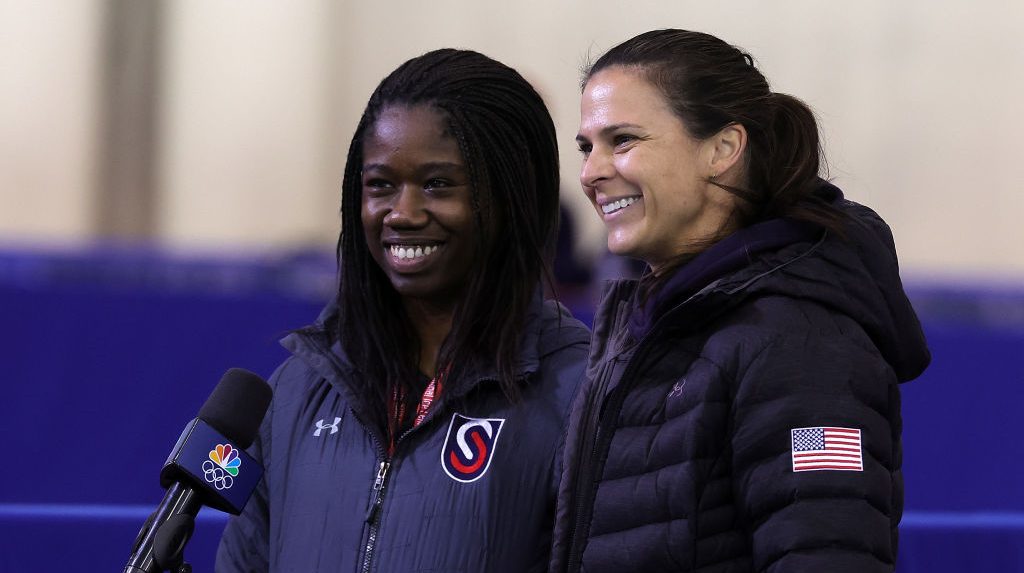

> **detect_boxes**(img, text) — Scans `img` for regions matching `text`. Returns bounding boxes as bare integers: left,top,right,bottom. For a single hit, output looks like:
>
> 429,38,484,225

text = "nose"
383,186,429,228
580,148,614,189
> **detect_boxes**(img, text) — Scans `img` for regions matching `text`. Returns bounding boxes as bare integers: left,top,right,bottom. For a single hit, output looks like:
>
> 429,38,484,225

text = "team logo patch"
791,426,863,472
441,413,505,483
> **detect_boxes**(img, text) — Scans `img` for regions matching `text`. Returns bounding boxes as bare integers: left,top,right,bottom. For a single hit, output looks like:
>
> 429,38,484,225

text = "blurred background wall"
3,0,1023,280
1,1,1022,571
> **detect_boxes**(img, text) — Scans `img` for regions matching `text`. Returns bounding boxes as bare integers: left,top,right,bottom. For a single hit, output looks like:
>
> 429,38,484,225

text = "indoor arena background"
2,1,1021,571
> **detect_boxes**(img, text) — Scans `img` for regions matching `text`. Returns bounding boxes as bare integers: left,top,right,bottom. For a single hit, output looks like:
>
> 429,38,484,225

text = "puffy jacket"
217,298,589,572
550,191,930,573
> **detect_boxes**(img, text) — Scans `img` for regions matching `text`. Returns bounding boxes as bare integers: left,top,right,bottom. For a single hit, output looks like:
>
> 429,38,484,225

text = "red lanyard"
387,366,448,456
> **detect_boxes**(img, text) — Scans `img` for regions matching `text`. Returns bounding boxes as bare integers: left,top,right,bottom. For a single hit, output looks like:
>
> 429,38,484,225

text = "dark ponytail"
747,92,845,231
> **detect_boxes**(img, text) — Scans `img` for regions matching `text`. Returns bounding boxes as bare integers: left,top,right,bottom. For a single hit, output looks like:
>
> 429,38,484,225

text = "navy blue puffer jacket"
550,193,930,573
217,298,589,572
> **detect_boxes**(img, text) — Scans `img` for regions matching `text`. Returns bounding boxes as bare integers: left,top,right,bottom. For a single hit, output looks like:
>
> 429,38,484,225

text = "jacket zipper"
298,330,505,572
357,380,491,573
564,347,651,571
562,358,612,571
563,296,640,571
361,459,391,573
564,308,682,571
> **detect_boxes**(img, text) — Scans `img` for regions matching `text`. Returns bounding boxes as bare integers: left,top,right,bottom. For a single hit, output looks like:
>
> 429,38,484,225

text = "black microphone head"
198,368,272,449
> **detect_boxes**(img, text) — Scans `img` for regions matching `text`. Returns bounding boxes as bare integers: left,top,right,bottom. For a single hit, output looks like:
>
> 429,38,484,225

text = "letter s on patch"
441,413,505,483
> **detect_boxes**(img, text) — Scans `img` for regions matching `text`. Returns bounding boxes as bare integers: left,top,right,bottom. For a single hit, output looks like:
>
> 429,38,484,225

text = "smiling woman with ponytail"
551,29,930,573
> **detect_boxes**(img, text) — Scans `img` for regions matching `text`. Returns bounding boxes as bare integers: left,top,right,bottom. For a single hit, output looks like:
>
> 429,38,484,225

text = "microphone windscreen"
198,368,272,449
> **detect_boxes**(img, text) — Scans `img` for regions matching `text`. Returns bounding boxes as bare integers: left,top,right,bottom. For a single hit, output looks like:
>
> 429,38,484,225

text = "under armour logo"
313,417,341,437
667,380,686,399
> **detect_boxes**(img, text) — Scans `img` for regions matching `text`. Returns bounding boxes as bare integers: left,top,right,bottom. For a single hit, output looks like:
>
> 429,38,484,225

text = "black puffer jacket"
550,192,930,573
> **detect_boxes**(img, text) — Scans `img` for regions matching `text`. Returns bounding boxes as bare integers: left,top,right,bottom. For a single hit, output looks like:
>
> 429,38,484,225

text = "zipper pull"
364,461,391,523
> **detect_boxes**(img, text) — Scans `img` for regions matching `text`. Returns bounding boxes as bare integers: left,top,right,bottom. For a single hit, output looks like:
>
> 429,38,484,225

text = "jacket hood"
597,182,930,384
713,183,930,382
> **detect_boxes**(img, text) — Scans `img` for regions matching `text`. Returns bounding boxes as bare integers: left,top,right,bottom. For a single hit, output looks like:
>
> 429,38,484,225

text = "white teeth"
390,245,439,260
602,196,639,214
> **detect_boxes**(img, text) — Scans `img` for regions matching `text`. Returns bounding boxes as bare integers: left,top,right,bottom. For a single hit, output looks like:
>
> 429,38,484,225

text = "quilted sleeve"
729,332,902,573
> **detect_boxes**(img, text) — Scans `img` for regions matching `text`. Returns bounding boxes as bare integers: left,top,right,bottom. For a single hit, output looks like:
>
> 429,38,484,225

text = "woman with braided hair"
217,49,589,572
550,29,930,572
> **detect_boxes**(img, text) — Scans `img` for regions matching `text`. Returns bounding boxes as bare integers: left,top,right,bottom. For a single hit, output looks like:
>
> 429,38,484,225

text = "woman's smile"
598,195,642,217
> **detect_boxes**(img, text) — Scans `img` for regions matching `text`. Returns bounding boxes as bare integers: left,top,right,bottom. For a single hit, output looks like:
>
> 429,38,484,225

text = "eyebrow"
362,161,466,173
576,122,644,142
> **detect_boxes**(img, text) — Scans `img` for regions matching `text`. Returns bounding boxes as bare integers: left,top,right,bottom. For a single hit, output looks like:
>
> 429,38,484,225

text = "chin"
607,236,640,259
388,280,432,299
389,280,461,306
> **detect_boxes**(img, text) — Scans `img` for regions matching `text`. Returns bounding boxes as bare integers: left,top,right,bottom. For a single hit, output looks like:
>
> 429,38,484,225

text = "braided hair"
335,49,560,423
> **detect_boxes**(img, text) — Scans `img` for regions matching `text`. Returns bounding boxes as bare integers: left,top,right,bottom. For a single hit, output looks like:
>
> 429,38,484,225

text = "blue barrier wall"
0,247,328,571
0,247,1020,571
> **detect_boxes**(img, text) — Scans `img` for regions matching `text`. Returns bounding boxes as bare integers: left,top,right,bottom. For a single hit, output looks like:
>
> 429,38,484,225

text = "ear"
704,123,747,180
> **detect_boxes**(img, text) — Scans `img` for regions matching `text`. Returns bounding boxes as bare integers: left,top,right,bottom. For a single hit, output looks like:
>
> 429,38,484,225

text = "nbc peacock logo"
201,443,241,490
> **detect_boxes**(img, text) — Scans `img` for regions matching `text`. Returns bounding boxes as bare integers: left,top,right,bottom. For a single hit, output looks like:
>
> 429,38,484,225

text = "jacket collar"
594,229,828,349
628,217,822,340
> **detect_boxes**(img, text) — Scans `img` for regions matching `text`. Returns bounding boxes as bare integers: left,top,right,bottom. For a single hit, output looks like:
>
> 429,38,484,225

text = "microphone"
124,368,273,573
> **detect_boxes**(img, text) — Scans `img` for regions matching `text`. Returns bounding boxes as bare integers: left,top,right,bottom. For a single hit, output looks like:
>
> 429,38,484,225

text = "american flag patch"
791,427,863,472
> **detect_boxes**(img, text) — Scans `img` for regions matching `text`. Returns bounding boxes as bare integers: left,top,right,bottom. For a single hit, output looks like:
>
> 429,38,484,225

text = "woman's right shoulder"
264,355,340,409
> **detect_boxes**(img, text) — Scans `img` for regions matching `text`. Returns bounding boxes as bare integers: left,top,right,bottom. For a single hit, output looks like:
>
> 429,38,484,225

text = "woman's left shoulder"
535,299,591,357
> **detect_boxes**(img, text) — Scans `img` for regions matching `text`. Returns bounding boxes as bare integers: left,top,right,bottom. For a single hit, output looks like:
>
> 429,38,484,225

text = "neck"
401,297,456,377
